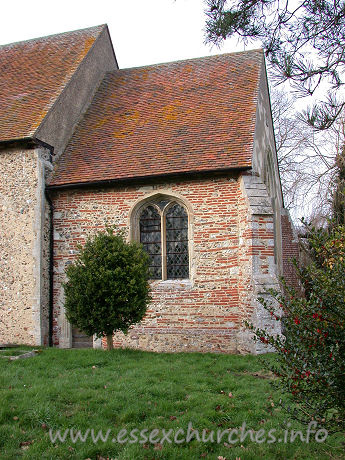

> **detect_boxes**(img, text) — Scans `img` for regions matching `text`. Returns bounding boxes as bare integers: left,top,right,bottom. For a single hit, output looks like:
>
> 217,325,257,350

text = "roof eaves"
0,137,37,151
47,165,252,191
0,136,55,152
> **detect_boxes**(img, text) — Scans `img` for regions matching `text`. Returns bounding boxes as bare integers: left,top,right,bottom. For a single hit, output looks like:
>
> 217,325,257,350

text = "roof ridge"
117,48,264,71
0,24,106,49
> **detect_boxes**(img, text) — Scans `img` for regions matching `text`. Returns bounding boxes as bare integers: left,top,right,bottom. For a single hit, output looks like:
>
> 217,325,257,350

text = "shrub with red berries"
246,225,345,432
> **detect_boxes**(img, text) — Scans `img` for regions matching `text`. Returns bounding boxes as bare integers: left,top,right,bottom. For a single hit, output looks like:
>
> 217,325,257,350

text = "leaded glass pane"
140,205,162,279
165,203,189,279
157,200,170,211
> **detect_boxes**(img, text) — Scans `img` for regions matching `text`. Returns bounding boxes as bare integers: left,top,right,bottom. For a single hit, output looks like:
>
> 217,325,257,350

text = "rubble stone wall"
0,146,50,345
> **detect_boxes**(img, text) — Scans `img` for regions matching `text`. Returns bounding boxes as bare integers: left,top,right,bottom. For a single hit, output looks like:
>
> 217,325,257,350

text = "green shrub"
64,227,151,349
247,225,345,433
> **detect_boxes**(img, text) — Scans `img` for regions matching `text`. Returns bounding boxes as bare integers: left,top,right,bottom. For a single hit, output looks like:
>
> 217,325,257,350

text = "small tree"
63,227,151,350
246,225,345,432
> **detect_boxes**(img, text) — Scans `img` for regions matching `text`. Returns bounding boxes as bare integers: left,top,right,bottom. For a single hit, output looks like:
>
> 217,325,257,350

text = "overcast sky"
0,0,255,69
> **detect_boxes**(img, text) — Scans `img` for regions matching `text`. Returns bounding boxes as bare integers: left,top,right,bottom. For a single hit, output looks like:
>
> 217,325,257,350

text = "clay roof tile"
50,49,263,186
0,25,105,142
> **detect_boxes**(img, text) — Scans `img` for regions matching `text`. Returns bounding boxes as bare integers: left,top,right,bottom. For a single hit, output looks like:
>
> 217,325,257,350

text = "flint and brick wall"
51,172,280,353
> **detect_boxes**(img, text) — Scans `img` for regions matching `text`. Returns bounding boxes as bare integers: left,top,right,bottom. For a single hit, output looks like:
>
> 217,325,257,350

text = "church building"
0,25,298,353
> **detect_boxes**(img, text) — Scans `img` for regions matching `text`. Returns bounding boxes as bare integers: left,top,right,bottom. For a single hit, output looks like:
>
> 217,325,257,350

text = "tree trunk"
106,334,113,350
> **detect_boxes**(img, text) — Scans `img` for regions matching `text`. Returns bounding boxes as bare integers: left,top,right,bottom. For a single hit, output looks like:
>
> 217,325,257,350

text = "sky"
0,0,253,69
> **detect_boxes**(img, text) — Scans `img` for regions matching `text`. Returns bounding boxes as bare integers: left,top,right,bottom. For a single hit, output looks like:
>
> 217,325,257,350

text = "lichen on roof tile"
49,49,263,186
0,25,106,142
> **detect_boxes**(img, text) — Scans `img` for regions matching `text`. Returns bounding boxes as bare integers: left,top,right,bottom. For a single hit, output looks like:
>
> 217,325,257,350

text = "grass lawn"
0,348,343,459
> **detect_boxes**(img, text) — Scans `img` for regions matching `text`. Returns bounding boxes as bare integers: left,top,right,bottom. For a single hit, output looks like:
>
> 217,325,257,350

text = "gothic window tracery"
138,199,189,280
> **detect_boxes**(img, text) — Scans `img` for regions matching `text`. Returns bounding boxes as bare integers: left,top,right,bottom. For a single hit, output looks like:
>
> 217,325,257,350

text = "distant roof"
0,25,106,142
49,49,263,187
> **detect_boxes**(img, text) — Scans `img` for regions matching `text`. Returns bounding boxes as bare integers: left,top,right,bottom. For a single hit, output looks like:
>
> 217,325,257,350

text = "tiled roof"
50,49,263,186
0,25,105,142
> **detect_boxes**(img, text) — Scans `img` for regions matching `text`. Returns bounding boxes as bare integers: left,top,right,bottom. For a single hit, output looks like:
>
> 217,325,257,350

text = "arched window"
139,199,189,280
